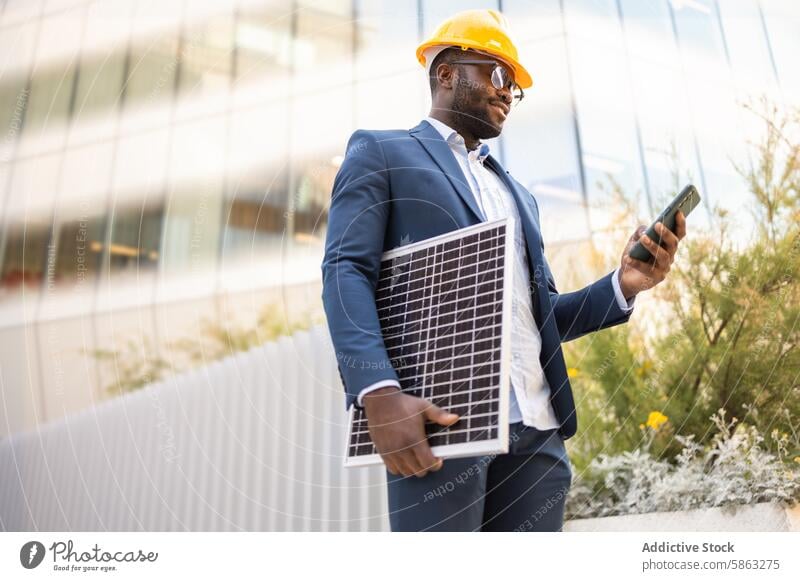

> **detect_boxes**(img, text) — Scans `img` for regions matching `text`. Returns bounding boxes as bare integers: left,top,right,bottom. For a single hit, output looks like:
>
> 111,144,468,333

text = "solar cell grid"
344,218,514,467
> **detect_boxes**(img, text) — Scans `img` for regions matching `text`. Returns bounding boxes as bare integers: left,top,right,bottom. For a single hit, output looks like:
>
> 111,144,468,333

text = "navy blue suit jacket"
320,119,632,439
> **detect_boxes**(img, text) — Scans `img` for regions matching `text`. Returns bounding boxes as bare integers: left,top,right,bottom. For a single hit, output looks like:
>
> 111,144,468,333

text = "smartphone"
629,184,701,262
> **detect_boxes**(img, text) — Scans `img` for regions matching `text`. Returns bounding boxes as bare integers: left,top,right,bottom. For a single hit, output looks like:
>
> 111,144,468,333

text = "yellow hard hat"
416,9,533,89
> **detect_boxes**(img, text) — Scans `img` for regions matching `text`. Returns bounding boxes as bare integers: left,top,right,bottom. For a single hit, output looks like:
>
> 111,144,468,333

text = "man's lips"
490,101,509,118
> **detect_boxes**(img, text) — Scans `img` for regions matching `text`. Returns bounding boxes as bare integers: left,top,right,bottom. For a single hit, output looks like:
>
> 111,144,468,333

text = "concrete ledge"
565,502,800,532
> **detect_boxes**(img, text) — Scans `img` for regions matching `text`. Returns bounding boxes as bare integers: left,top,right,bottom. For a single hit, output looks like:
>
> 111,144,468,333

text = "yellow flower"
567,367,579,378
639,423,645,430
794,457,800,464
645,411,668,431
636,360,653,377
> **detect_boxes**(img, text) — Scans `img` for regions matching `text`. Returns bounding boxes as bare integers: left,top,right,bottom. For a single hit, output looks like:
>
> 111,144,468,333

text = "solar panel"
344,217,514,468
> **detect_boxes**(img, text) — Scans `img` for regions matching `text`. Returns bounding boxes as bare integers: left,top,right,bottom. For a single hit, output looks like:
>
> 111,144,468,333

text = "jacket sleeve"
529,194,632,343
321,130,400,410
545,260,632,342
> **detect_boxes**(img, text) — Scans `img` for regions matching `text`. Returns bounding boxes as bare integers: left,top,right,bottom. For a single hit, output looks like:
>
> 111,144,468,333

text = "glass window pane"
1,1,43,28
23,64,76,134
124,35,179,110
178,15,234,97
24,7,84,133
629,59,702,208
564,0,623,48
290,86,351,244
72,51,126,124
672,0,727,75
570,38,649,231
717,0,779,90
161,118,227,273
0,222,50,297
112,128,170,197
0,154,61,299
355,0,417,79
222,163,289,265
295,0,353,71
501,36,588,243
761,0,800,100
291,85,352,160
502,0,563,43
688,77,747,222
233,0,293,94
292,158,332,240
0,77,28,143
51,215,106,290
106,128,169,280
59,140,114,210
225,100,289,266
290,0,354,99
0,21,39,78
228,101,288,175
82,0,133,53
168,116,227,185
32,7,84,70
619,0,677,66
107,200,163,276
422,0,498,37
355,70,423,129
160,182,223,273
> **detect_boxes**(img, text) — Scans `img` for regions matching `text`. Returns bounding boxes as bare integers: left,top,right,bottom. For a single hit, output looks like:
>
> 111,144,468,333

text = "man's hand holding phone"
618,210,687,300
619,210,686,299
617,183,699,299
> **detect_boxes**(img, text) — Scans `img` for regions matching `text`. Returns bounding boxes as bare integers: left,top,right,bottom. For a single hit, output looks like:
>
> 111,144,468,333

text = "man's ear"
435,63,454,91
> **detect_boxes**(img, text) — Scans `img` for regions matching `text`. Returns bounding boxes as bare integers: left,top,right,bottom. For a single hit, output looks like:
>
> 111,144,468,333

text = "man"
321,9,685,531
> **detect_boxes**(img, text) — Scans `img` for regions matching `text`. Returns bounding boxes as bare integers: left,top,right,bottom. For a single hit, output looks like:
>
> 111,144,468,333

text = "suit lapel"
409,121,486,223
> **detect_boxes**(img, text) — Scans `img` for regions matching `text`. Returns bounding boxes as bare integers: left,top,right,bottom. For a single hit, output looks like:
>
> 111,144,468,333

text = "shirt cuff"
612,267,636,313
357,379,401,407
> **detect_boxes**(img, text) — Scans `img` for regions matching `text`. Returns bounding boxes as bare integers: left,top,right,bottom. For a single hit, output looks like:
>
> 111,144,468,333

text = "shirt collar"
425,116,491,163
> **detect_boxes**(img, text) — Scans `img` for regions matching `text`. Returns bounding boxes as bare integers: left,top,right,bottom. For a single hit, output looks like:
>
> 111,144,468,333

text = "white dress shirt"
357,117,635,428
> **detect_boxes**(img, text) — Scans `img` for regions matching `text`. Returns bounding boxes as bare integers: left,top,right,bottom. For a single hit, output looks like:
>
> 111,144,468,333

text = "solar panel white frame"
343,217,514,468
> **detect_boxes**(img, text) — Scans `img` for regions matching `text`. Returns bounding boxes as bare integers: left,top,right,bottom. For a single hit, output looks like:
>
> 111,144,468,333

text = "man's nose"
496,87,513,105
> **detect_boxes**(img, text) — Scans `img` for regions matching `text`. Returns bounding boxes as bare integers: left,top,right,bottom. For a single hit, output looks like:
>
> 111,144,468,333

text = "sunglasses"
449,58,525,105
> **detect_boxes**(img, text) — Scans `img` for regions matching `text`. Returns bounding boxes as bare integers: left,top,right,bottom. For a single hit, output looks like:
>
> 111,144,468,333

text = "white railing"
0,325,390,531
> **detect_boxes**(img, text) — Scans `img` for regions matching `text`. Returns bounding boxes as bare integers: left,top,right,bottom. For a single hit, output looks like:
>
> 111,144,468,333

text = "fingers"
640,231,672,269
654,222,679,254
422,401,460,427
377,397,457,478
384,456,402,476
623,226,646,258
621,214,685,292
411,445,443,477
392,455,418,478
675,210,687,239
384,447,443,478
638,234,663,266
629,225,646,244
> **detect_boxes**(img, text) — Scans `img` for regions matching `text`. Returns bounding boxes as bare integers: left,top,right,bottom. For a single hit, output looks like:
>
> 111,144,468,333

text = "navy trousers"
386,422,573,532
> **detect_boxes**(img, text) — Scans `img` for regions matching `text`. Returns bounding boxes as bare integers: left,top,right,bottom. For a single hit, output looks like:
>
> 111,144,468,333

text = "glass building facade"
0,0,797,438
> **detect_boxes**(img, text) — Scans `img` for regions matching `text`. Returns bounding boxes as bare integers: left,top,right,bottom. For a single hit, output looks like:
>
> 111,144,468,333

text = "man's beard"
450,80,502,141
